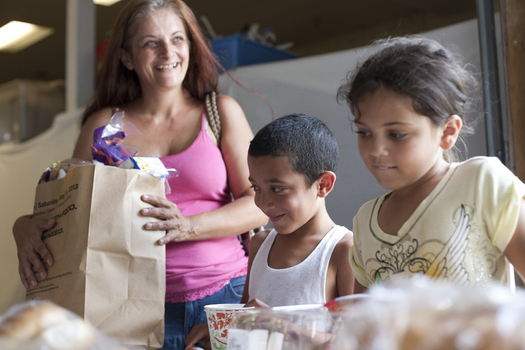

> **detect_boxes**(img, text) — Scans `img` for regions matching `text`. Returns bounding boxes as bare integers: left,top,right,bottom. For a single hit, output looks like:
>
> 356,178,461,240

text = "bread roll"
0,301,95,350
37,318,95,350
0,301,68,340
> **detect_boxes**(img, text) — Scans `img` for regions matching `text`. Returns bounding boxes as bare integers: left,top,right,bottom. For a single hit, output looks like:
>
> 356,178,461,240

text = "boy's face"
248,155,321,235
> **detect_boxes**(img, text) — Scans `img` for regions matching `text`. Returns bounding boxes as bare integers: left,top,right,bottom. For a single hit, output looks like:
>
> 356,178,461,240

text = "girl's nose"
369,137,388,157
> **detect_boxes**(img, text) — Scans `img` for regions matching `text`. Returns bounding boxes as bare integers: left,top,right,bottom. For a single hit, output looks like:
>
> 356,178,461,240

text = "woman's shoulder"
83,107,113,129
215,94,245,121
72,107,113,160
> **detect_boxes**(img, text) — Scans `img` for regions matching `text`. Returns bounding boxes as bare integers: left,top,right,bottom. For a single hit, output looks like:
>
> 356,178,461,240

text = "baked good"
0,300,95,350
330,279,525,350
0,301,68,339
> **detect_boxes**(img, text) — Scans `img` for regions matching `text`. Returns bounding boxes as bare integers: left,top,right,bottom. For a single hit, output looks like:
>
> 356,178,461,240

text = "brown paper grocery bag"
25,164,166,349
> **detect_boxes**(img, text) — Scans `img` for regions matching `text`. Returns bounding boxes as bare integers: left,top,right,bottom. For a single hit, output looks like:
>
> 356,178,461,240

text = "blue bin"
211,34,298,71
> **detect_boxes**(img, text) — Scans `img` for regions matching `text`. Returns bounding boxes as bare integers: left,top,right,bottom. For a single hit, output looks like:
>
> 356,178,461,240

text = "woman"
12,0,267,348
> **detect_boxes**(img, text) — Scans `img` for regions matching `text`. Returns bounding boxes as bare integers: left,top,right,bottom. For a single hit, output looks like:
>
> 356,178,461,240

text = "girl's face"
355,87,448,193
121,8,190,91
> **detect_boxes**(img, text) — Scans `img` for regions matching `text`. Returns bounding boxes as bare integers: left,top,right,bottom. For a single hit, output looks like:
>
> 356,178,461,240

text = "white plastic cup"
204,304,248,350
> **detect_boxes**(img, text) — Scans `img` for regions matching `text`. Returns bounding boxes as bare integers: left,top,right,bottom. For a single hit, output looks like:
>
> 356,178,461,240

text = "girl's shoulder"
456,156,508,174
355,194,388,218
455,156,524,190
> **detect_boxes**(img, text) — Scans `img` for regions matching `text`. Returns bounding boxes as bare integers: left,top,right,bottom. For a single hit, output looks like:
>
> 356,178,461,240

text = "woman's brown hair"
81,0,220,125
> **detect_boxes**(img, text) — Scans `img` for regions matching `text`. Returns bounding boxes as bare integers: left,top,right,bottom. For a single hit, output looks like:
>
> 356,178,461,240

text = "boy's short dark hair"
248,113,338,187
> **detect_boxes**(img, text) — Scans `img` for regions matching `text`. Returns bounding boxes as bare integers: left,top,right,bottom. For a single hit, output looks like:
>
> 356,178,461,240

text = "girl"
337,36,525,293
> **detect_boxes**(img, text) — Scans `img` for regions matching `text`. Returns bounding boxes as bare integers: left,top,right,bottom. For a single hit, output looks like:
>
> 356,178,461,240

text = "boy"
185,113,354,349
243,113,354,306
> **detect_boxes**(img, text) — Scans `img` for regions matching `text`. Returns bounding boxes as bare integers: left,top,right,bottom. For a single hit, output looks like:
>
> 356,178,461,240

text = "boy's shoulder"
251,228,272,245
248,228,273,259
331,225,353,249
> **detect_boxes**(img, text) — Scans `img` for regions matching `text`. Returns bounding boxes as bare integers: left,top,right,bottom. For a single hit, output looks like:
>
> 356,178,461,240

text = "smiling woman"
11,1,268,349
119,9,190,92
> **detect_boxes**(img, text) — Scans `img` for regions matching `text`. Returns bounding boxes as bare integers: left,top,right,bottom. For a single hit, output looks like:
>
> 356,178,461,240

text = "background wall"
0,19,490,314
221,19,490,228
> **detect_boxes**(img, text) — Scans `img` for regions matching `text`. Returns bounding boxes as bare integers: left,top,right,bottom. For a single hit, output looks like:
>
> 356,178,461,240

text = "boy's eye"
250,185,260,191
272,187,283,193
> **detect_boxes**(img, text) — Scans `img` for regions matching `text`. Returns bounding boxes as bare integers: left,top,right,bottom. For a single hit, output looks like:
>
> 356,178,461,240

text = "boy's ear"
120,48,134,71
440,115,463,150
316,171,336,198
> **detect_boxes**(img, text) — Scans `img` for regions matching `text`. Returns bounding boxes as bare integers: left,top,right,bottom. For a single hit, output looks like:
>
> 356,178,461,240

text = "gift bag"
25,164,166,349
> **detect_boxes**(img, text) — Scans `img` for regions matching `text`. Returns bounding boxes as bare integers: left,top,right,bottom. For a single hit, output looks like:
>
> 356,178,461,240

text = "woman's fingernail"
143,195,149,200
142,208,149,214
31,280,37,287
158,239,164,245
47,259,53,266
146,223,152,229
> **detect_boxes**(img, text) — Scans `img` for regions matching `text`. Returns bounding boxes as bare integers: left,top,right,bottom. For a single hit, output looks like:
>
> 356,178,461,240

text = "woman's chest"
122,114,202,157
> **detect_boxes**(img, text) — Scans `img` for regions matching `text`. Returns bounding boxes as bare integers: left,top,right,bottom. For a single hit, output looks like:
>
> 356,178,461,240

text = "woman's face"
121,8,190,91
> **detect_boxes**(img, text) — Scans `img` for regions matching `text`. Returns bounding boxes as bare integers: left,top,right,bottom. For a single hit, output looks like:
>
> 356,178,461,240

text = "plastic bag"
228,304,338,350
91,110,140,167
38,158,93,184
92,110,178,194
330,277,525,350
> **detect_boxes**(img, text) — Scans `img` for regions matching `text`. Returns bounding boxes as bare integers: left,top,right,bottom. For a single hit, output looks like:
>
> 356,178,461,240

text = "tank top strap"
201,107,208,131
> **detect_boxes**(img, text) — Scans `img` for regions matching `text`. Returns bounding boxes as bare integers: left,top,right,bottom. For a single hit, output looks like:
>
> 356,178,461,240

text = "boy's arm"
241,229,270,304
503,197,525,280
333,234,355,297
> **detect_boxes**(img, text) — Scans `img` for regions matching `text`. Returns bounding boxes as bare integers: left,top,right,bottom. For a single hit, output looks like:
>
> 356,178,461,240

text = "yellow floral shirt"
350,157,525,288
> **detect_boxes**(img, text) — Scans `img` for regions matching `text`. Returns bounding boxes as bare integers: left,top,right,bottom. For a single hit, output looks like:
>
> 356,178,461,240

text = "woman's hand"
185,323,211,350
12,215,55,289
140,194,194,245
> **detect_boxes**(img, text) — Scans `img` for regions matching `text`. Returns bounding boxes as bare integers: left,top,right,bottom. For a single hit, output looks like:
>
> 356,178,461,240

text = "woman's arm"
241,229,269,304
72,108,113,160
142,95,268,244
13,216,56,288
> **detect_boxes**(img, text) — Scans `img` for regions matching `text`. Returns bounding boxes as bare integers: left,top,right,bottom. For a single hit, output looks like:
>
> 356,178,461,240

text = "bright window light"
93,0,122,5
0,21,54,54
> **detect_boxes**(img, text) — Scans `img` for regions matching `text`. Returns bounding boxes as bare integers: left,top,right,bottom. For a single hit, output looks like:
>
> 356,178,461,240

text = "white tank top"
248,225,350,307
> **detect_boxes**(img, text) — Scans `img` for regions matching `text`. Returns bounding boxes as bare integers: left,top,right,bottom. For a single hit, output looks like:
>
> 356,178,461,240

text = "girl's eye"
356,131,371,138
272,187,283,193
389,133,406,139
250,185,260,191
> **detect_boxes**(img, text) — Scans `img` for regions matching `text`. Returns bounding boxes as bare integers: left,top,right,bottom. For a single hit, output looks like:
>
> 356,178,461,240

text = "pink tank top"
160,110,248,303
